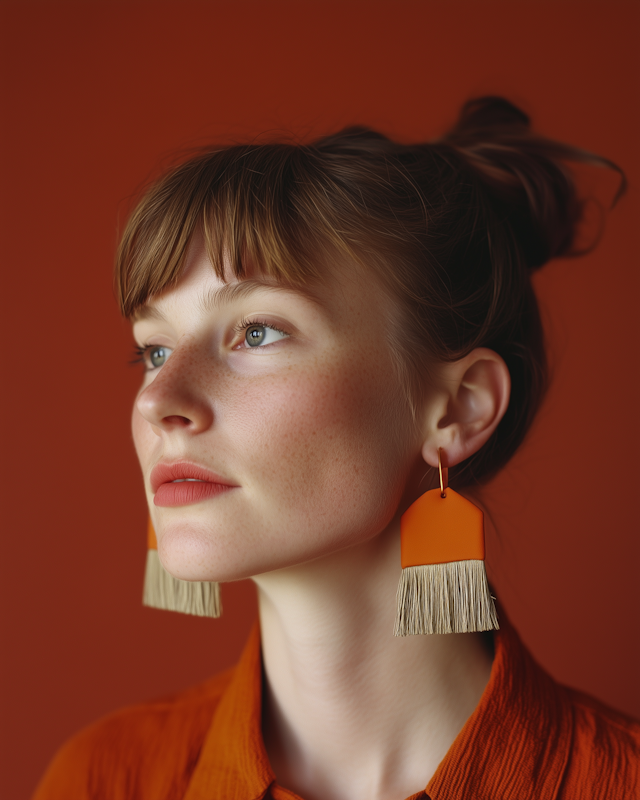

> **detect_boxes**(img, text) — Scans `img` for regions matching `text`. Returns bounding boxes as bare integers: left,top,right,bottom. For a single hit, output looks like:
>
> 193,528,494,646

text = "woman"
34,97,639,799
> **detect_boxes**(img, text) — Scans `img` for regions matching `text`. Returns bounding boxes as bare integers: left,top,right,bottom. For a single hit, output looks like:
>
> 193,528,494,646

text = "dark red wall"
2,2,639,797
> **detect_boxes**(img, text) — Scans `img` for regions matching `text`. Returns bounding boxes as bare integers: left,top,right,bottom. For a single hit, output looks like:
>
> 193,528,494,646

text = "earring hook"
438,448,448,498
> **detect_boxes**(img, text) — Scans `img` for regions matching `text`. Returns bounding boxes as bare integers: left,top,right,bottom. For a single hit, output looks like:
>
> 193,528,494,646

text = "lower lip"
154,481,236,507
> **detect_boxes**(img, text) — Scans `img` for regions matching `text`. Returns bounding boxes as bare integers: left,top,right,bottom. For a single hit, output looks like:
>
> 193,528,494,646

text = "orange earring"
394,449,498,635
143,518,221,618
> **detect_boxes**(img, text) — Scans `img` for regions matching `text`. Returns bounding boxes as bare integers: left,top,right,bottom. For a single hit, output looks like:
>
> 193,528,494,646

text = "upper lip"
150,460,238,493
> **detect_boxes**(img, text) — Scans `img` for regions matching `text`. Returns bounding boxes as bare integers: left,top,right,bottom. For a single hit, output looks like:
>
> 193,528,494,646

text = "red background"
2,2,639,797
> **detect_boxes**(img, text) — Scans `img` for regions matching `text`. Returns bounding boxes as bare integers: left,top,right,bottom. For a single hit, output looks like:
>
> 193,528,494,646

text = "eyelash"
129,318,289,365
130,345,149,366
232,316,289,344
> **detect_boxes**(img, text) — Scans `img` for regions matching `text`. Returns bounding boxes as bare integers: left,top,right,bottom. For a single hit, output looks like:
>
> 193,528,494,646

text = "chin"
153,503,393,583
156,531,243,583
155,528,348,584
154,519,279,583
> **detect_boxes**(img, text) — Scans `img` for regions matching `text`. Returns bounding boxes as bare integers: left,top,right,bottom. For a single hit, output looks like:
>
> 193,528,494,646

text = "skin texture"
132,234,511,800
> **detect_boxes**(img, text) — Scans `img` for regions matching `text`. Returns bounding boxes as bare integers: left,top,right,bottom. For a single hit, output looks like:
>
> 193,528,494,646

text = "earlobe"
422,348,511,469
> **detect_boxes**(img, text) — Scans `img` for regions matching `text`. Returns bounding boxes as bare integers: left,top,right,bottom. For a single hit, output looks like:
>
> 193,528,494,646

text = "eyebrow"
132,279,322,323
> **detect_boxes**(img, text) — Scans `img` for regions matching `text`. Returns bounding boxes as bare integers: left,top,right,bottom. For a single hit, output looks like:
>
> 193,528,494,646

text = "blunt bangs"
116,144,350,318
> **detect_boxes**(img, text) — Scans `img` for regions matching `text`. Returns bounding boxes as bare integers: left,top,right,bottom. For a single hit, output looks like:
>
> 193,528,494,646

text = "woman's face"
131,237,425,582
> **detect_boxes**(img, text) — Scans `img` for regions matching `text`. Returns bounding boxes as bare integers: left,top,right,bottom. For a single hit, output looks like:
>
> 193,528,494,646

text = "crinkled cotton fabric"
34,608,640,800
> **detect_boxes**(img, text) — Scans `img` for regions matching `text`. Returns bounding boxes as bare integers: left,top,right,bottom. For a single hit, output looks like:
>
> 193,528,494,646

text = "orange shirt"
34,610,639,799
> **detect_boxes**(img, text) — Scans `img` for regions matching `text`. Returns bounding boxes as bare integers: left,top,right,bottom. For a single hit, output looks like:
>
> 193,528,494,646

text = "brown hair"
116,97,624,487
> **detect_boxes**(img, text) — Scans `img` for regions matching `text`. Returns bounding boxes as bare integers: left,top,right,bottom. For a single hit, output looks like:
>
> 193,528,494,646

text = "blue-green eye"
131,345,173,370
244,324,287,348
149,346,171,368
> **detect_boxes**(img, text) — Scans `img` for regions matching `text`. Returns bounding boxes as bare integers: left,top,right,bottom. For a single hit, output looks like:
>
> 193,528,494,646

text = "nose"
135,344,214,434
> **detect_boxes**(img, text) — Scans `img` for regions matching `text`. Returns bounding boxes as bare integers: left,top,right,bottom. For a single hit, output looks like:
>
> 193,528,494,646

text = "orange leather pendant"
147,518,158,550
401,487,485,568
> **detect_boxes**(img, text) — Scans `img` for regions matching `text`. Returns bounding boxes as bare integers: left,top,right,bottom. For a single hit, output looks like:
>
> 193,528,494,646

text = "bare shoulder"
32,669,234,800
560,687,640,799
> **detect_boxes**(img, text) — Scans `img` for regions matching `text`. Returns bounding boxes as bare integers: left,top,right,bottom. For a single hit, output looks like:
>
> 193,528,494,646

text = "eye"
243,324,288,348
131,344,173,370
147,347,171,369
148,346,171,368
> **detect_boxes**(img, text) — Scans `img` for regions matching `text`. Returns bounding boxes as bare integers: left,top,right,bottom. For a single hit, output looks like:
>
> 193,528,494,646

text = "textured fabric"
34,611,640,800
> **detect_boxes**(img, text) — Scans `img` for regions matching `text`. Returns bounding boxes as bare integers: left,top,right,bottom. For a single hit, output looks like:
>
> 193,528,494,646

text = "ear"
421,348,511,469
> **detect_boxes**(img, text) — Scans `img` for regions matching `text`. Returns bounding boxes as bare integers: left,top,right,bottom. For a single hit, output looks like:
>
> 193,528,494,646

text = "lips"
151,461,238,508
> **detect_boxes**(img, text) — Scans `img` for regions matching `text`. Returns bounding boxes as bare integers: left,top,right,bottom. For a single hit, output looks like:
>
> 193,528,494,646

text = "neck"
254,521,494,800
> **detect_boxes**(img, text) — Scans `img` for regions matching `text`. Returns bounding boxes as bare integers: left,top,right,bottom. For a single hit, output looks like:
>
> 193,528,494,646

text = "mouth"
150,460,238,508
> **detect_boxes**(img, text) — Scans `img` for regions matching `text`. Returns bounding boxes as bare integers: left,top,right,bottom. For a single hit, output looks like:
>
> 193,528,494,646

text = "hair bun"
452,96,531,135
437,95,624,271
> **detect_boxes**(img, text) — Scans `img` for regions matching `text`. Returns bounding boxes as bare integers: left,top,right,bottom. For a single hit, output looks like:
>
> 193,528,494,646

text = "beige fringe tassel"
394,560,498,636
143,549,221,618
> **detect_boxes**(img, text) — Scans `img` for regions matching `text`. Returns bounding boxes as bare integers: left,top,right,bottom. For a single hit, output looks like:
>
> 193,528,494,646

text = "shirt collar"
184,621,273,800
426,605,573,800
185,608,573,800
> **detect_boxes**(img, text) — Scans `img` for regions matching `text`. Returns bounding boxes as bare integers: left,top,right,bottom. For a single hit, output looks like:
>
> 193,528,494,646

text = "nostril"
162,415,192,427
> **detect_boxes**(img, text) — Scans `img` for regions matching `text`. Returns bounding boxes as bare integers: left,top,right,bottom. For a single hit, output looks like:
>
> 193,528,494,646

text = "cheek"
222,352,412,558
